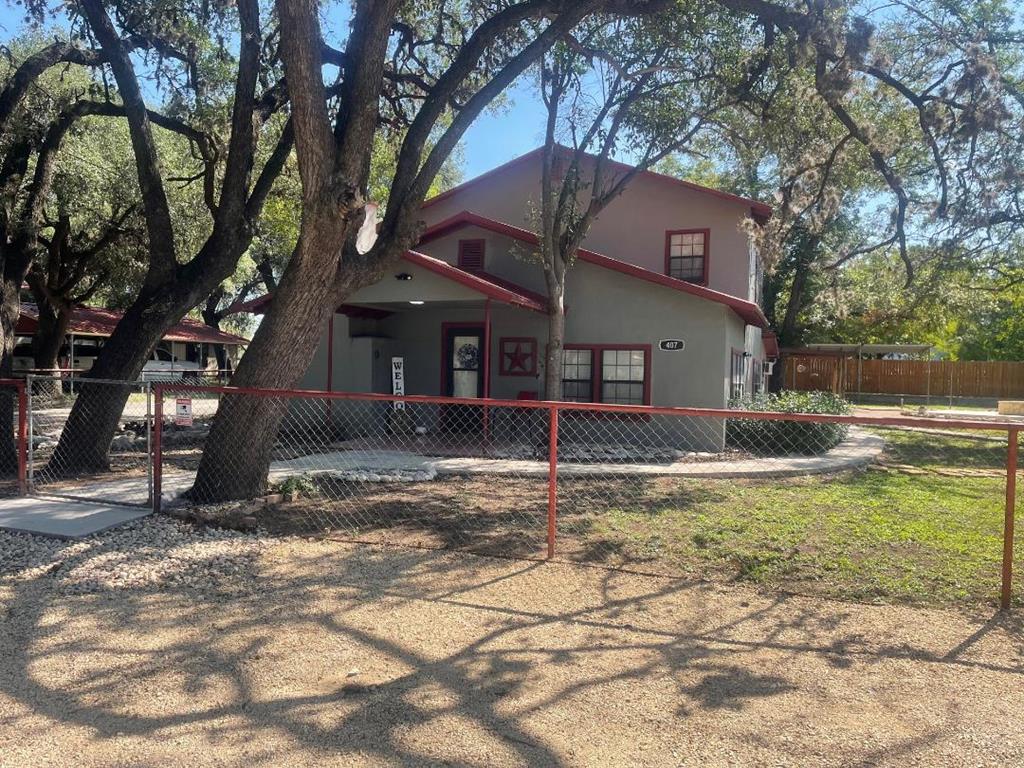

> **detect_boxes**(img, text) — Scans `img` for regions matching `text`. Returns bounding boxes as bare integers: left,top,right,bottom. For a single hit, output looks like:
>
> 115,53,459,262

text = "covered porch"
315,250,550,404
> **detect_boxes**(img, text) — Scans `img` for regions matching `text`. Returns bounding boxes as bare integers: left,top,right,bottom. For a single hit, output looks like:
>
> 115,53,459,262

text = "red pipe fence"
150,383,1023,610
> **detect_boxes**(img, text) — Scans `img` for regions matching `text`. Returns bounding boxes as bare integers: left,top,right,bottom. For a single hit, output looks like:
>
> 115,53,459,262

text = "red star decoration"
503,342,534,373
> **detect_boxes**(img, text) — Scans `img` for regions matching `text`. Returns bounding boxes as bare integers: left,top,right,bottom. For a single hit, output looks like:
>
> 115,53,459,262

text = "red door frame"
440,305,493,438
439,320,486,397
439,301,493,398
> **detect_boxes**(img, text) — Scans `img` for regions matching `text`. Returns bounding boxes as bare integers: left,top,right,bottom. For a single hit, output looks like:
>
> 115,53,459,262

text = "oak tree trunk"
190,207,353,501
31,302,71,400
0,276,21,474
46,286,202,474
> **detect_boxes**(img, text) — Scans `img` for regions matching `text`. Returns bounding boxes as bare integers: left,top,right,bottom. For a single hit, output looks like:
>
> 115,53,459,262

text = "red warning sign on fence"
175,397,193,427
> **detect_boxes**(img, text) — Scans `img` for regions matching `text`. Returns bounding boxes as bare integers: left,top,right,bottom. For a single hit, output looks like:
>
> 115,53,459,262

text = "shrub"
726,390,851,456
275,473,319,499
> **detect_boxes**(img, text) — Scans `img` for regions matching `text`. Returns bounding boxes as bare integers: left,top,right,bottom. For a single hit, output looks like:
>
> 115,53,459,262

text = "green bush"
726,391,851,456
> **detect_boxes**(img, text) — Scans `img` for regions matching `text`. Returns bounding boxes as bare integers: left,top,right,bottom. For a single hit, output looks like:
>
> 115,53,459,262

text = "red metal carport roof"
16,303,249,345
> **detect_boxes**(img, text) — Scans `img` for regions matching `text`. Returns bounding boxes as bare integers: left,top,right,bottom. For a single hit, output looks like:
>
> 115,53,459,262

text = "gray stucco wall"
309,260,734,411
421,152,759,300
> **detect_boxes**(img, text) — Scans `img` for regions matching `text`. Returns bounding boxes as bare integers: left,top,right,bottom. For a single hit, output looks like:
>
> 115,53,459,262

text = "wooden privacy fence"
784,355,1024,399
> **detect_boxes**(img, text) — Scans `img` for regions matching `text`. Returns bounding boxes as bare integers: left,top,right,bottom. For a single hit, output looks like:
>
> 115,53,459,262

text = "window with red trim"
665,229,708,284
600,348,647,404
561,348,594,402
561,345,650,405
458,238,485,271
730,349,746,400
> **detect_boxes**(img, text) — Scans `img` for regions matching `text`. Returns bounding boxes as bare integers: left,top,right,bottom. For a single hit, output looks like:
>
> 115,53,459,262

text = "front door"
442,324,484,431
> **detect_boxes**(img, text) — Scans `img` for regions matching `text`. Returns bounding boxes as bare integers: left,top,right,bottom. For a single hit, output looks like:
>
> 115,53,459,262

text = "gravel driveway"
0,520,1022,767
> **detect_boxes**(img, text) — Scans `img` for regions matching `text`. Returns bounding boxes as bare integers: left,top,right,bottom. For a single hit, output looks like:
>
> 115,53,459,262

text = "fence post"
16,381,26,495
26,375,33,492
153,384,163,515
145,381,153,506
1002,428,1018,611
547,405,559,559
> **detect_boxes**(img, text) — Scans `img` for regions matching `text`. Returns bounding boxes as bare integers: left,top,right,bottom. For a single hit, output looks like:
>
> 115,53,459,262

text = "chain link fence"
154,384,1023,607
27,374,153,506
0,378,25,499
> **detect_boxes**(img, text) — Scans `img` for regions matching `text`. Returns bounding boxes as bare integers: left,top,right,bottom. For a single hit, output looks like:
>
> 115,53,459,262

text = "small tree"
532,6,765,399
26,114,144,390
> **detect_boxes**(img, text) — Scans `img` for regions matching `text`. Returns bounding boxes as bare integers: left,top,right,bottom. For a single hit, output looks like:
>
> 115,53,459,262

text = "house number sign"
658,339,686,352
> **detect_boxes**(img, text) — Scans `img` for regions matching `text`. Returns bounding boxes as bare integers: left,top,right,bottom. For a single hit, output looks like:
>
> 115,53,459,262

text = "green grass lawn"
559,429,1019,606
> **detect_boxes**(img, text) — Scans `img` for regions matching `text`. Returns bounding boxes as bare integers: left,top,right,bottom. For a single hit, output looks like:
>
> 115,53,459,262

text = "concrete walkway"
5,429,884,527
0,496,150,539
259,426,885,481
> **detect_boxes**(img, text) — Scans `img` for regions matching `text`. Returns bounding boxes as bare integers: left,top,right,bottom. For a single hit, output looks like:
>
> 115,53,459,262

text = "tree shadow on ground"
0,533,1021,765
256,473,728,567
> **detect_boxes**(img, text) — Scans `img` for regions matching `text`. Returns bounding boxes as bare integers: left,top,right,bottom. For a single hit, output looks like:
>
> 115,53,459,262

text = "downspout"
483,298,491,443
483,299,491,398
326,313,334,393
325,312,334,431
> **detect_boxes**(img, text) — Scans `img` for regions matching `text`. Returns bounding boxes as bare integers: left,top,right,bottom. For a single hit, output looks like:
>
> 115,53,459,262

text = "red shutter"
458,239,485,271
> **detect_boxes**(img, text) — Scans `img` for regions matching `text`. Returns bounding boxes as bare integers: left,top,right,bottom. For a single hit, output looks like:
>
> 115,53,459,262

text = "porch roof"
232,250,547,316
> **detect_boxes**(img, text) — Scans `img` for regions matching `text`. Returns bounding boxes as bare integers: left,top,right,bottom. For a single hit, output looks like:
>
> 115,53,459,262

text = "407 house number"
658,339,686,352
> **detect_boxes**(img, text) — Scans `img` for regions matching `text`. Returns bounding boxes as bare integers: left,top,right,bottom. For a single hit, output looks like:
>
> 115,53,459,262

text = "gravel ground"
0,519,1022,767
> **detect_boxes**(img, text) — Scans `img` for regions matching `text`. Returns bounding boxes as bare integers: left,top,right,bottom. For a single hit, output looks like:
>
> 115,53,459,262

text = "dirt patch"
1,537,1022,767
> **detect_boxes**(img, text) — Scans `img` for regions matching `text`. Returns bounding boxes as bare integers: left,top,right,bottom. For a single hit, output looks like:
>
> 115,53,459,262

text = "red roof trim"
402,250,546,312
418,211,769,328
422,145,773,221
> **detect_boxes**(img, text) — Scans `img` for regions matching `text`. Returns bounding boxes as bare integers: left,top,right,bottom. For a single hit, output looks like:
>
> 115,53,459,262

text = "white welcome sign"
391,356,405,410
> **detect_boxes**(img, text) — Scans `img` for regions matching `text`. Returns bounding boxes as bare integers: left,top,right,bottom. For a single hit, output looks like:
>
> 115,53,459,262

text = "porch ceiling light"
395,272,413,281
409,300,425,305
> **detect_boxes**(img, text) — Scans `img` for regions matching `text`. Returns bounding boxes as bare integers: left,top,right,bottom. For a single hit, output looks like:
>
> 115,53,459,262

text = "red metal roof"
16,303,249,345
422,146,773,222
418,211,770,329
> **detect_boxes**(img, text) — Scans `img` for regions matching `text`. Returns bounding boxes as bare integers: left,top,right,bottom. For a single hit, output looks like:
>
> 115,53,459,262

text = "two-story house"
254,146,776,414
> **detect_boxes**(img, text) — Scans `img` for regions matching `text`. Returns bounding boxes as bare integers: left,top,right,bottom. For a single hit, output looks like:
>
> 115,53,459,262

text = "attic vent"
458,239,485,271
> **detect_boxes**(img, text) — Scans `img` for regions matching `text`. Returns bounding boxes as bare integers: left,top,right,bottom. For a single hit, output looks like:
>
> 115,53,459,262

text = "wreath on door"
456,343,479,370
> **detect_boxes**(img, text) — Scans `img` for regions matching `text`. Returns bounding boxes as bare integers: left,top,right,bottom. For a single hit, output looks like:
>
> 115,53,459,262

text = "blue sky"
0,3,549,179
459,79,549,177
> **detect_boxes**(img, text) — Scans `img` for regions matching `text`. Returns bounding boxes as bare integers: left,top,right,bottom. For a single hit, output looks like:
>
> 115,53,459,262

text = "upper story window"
665,229,709,284
458,239,485,271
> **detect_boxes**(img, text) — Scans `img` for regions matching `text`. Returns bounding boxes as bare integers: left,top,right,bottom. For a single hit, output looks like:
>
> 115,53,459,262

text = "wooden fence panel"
782,356,1024,398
